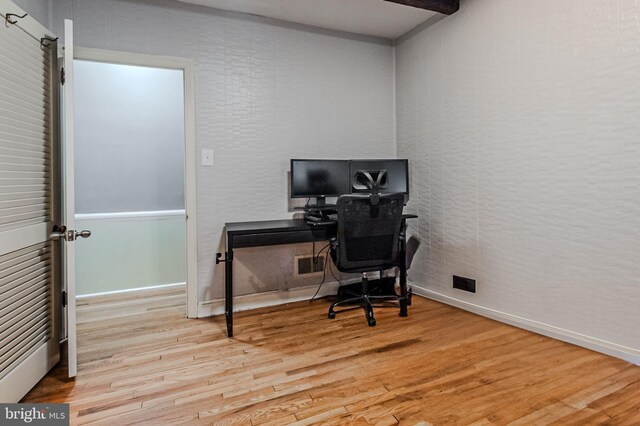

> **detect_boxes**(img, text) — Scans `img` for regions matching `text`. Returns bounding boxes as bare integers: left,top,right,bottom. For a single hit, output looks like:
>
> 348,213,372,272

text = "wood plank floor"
23,289,640,425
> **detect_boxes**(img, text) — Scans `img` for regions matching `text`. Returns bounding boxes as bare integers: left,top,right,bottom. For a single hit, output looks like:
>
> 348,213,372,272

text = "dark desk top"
225,214,418,236
224,219,334,250
225,219,321,235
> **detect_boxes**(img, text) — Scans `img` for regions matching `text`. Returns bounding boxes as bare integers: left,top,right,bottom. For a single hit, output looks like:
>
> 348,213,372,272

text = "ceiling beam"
384,0,460,15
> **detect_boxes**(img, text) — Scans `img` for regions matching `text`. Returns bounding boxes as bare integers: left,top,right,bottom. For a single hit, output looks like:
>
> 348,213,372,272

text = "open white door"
62,19,77,378
59,19,91,378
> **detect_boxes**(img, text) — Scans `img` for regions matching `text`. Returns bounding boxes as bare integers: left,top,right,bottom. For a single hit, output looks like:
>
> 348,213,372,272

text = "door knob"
49,226,91,241
75,230,91,239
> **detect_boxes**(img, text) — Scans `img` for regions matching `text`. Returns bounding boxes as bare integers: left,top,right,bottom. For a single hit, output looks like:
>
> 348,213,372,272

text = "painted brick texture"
396,0,640,351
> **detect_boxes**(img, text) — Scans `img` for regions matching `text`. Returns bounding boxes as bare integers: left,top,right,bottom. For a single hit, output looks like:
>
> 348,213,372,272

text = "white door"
60,19,91,378
0,0,61,401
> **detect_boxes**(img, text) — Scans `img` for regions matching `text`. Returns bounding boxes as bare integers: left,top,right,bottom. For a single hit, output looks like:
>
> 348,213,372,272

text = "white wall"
49,0,396,304
20,0,638,361
11,0,49,28
396,0,640,361
75,213,186,296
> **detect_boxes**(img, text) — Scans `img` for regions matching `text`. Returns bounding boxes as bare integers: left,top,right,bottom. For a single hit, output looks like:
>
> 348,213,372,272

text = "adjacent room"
0,0,639,424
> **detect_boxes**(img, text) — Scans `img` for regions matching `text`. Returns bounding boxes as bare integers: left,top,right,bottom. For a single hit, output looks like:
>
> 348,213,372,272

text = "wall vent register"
294,255,325,278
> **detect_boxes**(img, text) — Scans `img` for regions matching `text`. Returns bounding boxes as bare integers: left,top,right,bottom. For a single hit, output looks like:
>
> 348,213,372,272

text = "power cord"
328,260,343,286
314,243,329,265
310,246,331,302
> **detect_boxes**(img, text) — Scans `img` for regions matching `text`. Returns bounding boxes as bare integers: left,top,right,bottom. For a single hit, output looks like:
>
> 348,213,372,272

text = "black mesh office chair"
328,192,405,326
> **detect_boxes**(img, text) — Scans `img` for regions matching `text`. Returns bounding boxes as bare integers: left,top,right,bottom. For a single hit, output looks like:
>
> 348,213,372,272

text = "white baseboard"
409,283,640,366
77,282,186,299
197,281,360,318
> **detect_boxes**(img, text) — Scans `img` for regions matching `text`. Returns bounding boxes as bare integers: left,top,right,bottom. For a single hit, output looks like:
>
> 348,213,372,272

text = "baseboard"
409,283,640,366
197,281,358,318
77,282,186,300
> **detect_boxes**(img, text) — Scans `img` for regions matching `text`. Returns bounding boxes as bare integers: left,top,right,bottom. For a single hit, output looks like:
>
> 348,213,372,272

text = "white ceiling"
176,0,438,39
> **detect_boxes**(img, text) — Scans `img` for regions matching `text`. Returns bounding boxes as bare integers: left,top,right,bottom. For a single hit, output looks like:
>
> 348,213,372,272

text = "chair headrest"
355,170,387,206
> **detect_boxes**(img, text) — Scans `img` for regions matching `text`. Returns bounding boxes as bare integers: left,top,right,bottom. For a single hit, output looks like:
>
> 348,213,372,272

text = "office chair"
328,192,405,326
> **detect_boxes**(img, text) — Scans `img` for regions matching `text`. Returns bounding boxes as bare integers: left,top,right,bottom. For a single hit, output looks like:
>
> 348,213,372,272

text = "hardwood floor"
23,288,640,425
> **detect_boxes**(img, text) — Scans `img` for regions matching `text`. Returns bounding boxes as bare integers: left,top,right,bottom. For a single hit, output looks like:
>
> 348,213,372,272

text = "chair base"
327,273,406,326
337,276,395,297
336,277,413,307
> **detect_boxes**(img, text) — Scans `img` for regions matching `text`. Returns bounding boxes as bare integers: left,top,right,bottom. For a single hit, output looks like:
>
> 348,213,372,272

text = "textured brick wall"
396,0,640,351
50,0,395,302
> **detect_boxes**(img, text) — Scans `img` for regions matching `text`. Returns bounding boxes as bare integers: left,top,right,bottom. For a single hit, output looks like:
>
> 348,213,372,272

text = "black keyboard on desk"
304,214,323,222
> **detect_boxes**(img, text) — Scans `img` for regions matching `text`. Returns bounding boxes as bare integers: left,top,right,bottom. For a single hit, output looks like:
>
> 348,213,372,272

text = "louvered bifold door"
0,1,61,403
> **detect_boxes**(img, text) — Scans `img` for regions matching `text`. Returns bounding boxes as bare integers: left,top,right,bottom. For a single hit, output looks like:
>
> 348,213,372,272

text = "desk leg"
399,219,408,317
225,249,234,337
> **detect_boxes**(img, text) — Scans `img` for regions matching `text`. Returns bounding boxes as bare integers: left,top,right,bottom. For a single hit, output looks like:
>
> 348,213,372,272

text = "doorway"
72,49,197,318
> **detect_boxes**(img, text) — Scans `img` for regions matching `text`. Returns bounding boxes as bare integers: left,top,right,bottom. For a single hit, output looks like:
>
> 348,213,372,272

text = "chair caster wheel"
368,318,376,327
328,312,336,319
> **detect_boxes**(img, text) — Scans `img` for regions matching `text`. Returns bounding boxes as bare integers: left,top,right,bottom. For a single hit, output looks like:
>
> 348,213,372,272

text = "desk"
220,215,416,337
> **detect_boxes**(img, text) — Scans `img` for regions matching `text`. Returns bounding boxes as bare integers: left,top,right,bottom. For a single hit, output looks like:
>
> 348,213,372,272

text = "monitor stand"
303,196,337,212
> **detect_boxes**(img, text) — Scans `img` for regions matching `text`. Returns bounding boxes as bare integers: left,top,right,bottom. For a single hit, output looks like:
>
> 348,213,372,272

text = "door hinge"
62,291,67,307
61,67,65,85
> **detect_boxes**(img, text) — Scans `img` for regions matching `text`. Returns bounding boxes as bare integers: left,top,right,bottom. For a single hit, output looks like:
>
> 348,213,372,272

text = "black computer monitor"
349,159,409,195
290,159,351,204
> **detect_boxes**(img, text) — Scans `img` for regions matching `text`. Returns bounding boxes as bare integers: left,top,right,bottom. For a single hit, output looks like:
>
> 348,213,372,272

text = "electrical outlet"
453,275,476,293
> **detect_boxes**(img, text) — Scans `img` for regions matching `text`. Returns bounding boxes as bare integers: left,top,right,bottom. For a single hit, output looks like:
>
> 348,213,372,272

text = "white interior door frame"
73,47,199,319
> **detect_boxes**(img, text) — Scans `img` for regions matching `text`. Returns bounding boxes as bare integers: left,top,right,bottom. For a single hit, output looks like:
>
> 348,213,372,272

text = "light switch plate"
201,149,213,166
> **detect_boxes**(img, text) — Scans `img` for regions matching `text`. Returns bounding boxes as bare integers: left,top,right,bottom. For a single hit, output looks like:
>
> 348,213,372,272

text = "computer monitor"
349,159,409,195
290,159,351,204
